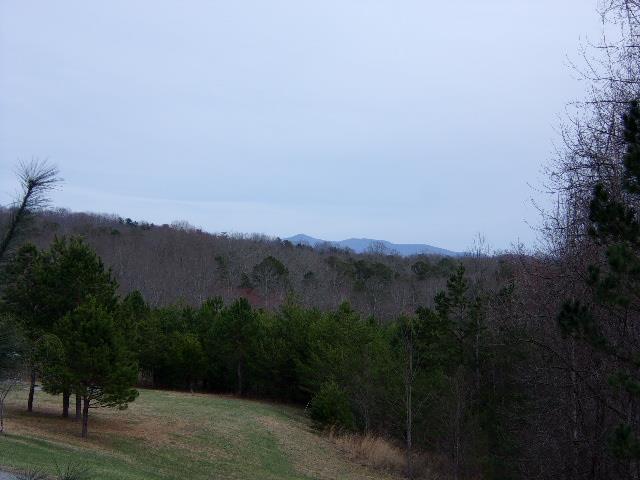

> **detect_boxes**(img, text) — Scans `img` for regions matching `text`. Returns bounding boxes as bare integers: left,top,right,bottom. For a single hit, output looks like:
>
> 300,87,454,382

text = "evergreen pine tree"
55,297,138,437
559,101,640,464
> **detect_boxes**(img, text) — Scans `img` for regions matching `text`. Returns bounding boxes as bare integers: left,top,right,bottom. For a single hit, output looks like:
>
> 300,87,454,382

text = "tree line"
0,233,524,478
0,205,489,320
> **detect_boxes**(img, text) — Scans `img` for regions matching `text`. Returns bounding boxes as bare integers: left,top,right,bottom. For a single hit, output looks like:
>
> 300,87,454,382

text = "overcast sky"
0,1,603,251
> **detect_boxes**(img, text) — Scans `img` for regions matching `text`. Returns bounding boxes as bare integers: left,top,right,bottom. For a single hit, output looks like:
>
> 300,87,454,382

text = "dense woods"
0,231,523,476
0,206,470,319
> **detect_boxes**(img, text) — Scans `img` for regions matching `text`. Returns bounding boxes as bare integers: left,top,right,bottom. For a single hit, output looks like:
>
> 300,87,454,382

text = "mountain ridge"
285,234,460,257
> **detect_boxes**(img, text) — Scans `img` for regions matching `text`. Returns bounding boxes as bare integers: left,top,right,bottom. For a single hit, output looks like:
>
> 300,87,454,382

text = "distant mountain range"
284,234,461,257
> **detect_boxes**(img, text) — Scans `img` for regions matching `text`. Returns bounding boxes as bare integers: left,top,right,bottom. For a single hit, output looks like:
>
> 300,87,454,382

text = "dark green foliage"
302,270,316,285
2,237,118,340
35,236,118,326
352,260,393,288
309,380,355,430
170,332,205,391
435,257,458,277
1,237,123,414
558,300,606,348
0,236,527,471
56,298,138,436
115,290,148,354
18,462,94,480
54,461,93,480
238,272,253,289
253,255,288,279
34,334,66,391
0,237,139,435
411,265,526,478
252,256,289,306
126,264,525,478
1,243,44,337
137,304,206,389
411,260,431,280
0,315,24,378
611,424,640,460
216,298,257,395
559,101,640,465
57,298,138,408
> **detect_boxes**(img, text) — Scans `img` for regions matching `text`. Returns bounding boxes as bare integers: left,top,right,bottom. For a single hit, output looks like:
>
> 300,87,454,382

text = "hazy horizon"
0,1,604,251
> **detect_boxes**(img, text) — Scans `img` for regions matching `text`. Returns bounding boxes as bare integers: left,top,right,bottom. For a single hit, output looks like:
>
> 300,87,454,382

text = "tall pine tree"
559,101,640,472
55,297,138,437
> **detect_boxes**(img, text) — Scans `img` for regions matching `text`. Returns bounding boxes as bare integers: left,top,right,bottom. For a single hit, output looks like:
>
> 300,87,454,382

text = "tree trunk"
475,318,481,392
405,327,413,480
0,190,29,262
570,341,579,477
453,370,463,480
27,368,36,412
81,396,90,438
0,396,5,434
75,394,82,420
236,359,243,396
62,390,70,418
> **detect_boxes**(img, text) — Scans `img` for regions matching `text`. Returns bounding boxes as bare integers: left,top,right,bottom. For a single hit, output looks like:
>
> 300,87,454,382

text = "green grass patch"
0,389,393,480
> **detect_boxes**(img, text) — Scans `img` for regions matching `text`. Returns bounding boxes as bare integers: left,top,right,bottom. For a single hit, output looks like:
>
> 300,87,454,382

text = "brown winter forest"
0,207,500,316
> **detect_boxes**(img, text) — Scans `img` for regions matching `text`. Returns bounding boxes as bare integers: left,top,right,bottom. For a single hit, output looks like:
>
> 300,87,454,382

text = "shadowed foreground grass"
0,387,400,480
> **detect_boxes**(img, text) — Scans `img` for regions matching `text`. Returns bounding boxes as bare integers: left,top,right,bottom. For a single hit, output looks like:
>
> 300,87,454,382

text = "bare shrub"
328,428,448,479
330,428,405,471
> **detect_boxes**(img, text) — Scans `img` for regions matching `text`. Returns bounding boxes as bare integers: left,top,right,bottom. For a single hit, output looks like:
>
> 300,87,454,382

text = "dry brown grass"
329,428,406,473
328,428,449,480
258,415,400,480
4,387,191,453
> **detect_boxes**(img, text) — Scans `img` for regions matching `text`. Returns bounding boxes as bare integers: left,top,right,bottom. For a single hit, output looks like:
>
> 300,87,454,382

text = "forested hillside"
0,207,502,319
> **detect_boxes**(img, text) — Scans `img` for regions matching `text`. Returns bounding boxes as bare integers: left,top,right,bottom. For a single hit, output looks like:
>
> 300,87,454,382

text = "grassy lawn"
0,387,399,480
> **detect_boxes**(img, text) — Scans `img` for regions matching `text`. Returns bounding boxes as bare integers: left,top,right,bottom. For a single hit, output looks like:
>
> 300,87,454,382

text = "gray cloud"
0,0,602,251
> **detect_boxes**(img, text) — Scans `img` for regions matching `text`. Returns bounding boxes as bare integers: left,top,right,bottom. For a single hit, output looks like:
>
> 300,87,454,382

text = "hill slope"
0,388,401,480
4,209,479,317
285,234,460,257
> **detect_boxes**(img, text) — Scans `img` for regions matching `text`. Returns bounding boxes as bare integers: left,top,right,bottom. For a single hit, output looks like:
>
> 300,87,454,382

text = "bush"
16,462,92,480
17,471,48,480
309,380,354,430
329,429,405,473
55,462,92,480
